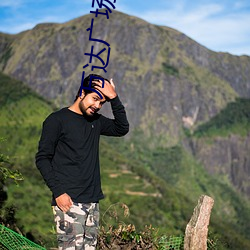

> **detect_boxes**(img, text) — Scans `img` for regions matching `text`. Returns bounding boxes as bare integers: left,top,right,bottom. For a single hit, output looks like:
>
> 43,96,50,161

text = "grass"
1,72,250,249
194,98,250,137
162,63,179,76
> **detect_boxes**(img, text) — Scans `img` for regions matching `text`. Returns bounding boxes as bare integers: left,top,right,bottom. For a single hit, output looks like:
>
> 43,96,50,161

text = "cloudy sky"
0,0,249,56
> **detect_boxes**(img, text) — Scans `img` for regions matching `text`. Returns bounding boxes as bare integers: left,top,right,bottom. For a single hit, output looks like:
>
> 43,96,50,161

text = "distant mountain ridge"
1,11,249,125
1,11,250,248
1,10,250,197
1,10,250,196
1,71,250,249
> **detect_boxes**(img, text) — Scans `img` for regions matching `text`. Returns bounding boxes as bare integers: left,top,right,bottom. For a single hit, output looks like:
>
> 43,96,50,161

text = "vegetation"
0,33,14,71
1,72,250,249
0,137,23,250
0,72,55,247
194,98,250,137
101,133,250,250
98,223,183,249
162,63,179,76
98,223,159,249
0,140,23,185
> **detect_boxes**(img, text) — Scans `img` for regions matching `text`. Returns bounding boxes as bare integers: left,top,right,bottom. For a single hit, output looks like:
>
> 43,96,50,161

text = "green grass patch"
194,98,250,137
162,62,179,76
1,72,250,249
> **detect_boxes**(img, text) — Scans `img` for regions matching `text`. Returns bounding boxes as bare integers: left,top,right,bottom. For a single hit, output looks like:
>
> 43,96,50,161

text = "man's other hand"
55,193,73,213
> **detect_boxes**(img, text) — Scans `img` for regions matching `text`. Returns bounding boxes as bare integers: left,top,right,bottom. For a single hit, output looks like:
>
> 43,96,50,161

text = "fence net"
0,224,46,250
158,235,184,250
0,223,185,250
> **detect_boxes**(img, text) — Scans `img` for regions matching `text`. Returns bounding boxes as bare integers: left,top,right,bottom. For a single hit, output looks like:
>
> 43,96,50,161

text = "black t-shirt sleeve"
35,114,65,198
100,95,129,136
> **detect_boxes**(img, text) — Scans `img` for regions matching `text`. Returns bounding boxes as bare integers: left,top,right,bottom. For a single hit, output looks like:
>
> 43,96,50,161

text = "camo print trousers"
53,202,99,250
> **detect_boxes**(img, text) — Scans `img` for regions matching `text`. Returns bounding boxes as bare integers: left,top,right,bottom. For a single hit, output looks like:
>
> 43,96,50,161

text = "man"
35,74,129,249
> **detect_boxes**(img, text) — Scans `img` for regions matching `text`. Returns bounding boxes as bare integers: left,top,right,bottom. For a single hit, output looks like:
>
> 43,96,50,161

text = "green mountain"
1,10,249,199
1,73,250,249
187,98,250,199
1,10,250,249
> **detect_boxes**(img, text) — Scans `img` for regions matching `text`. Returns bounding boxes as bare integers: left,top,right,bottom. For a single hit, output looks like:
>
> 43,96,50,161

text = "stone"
184,195,214,250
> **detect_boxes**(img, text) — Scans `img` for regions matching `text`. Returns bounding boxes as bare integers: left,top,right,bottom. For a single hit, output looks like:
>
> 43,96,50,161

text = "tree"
0,138,23,226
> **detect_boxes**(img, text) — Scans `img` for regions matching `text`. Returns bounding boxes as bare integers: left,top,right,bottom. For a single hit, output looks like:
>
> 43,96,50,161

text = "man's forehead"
92,92,106,101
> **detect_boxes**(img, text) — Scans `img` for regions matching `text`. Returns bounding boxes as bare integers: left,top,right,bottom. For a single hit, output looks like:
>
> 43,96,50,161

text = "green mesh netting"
0,224,46,250
159,235,184,250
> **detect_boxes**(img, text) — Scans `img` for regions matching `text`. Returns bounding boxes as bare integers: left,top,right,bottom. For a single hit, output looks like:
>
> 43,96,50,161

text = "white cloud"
121,1,250,55
5,22,35,33
0,0,249,55
180,4,223,23
234,0,249,9
0,0,23,7
228,45,250,56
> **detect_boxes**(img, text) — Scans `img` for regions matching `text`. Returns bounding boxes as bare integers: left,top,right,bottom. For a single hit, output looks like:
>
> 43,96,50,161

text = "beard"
78,98,98,117
78,98,89,116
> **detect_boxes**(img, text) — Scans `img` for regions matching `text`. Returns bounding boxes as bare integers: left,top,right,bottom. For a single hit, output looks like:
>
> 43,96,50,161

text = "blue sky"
0,0,250,56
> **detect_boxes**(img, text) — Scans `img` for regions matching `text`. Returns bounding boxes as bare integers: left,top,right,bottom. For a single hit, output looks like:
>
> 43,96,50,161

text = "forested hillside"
1,9,250,250
1,72,250,249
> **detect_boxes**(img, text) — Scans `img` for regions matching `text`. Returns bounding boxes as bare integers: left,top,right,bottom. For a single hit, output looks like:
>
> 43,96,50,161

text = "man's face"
79,92,106,116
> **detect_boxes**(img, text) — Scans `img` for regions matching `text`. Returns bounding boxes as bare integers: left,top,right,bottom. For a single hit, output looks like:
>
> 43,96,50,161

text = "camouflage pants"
53,202,99,250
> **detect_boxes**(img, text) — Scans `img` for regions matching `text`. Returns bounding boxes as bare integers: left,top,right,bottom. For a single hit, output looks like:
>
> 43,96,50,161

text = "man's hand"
94,78,117,100
55,193,73,213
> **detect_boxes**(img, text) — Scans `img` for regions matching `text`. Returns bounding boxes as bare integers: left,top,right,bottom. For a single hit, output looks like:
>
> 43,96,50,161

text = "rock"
184,195,214,250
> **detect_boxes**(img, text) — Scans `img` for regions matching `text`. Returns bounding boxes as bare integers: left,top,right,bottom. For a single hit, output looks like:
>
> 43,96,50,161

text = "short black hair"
74,74,110,102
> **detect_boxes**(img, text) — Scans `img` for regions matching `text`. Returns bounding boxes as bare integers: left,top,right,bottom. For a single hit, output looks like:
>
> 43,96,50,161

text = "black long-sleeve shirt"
35,96,129,205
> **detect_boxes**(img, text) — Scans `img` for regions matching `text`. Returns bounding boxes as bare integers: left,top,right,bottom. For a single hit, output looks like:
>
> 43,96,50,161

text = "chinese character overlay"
80,1,117,99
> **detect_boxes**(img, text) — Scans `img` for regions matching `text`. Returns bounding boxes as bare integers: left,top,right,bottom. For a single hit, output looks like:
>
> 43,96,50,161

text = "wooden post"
184,195,214,250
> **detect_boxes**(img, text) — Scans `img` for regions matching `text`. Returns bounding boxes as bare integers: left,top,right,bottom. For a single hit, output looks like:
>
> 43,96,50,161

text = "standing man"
35,74,129,250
